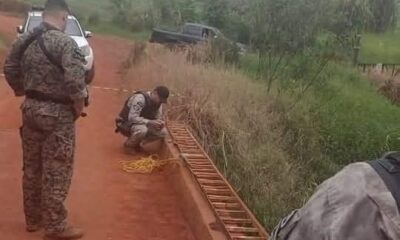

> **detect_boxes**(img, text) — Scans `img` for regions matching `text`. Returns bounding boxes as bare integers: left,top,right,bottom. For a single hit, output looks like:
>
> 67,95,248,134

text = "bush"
87,12,100,26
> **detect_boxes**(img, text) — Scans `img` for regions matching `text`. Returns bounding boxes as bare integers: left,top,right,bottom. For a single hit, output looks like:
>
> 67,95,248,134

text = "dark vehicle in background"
149,23,247,55
149,23,220,45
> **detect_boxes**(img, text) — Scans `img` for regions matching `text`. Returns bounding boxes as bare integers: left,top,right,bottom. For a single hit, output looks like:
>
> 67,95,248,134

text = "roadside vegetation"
116,0,400,230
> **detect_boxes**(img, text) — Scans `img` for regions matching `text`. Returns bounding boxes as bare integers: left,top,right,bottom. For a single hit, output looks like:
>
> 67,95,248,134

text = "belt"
25,90,73,105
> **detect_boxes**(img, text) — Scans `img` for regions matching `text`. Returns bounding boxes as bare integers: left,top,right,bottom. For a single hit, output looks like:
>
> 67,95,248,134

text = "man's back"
271,162,400,240
4,22,87,104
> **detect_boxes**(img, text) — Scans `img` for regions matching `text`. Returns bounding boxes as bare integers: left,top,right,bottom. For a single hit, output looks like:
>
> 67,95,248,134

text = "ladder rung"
203,186,230,190
198,179,226,186
213,202,241,209
174,137,195,141
192,169,216,174
187,159,211,164
232,236,266,240
216,209,248,218
180,149,200,152
181,151,204,154
187,159,210,164
195,173,221,179
217,209,246,213
188,164,213,169
188,165,214,170
204,188,232,195
227,226,260,233
221,218,253,224
176,142,197,146
178,145,198,149
183,154,207,158
208,195,236,202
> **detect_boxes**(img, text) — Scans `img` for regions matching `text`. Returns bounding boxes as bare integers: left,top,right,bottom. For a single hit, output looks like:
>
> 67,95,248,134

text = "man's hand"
73,98,85,120
147,120,164,130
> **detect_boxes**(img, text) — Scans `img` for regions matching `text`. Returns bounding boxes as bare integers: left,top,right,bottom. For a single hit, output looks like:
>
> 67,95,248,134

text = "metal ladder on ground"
168,122,268,240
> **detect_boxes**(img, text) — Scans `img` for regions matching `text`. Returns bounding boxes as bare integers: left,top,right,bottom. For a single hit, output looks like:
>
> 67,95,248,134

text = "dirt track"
0,14,195,240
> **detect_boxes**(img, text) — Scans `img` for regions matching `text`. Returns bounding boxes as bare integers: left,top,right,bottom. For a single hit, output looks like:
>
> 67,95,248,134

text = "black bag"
369,151,400,212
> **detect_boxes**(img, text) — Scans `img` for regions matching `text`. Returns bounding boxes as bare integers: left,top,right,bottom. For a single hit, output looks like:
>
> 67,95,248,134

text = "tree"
203,0,228,29
368,0,397,32
176,0,200,24
109,0,132,26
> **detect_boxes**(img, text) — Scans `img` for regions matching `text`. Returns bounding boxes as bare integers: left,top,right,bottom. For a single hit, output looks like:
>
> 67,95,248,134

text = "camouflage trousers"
125,124,167,148
20,100,75,234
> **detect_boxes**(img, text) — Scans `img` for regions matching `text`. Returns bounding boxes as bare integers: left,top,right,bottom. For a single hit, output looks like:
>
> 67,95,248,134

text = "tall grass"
120,43,328,230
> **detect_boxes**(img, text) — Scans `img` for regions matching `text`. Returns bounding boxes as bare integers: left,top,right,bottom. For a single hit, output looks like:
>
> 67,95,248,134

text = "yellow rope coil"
120,155,178,174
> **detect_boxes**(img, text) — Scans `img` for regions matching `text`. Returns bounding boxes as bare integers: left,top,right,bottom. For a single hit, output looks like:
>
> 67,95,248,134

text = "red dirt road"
0,14,195,240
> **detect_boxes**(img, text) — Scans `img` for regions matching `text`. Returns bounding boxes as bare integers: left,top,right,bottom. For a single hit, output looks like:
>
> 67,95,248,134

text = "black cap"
44,0,70,13
154,86,169,103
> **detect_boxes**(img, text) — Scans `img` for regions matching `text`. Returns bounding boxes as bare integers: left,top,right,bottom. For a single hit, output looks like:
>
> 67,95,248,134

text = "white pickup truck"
17,8,95,75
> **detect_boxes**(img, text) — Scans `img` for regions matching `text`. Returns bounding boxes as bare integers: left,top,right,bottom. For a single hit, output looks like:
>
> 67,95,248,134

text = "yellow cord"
120,155,178,174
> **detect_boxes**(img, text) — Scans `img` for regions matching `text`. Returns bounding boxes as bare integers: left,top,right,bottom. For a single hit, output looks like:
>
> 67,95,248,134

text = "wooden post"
353,34,362,66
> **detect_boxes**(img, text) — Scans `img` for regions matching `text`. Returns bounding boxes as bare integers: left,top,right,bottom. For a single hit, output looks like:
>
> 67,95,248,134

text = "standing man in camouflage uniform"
270,152,400,240
3,0,87,239
115,86,169,153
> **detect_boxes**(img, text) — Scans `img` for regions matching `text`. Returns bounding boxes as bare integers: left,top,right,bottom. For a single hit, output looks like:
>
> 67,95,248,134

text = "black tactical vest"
118,91,161,123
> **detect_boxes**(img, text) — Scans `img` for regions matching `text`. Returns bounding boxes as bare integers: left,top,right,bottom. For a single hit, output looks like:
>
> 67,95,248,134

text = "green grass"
360,32,400,63
22,0,112,19
314,64,400,163
239,54,400,178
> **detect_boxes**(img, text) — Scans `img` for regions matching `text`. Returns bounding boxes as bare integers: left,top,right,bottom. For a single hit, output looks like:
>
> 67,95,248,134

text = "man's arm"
155,105,163,120
127,94,149,125
60,36,87,117
3,36,28,96
61,37,87,101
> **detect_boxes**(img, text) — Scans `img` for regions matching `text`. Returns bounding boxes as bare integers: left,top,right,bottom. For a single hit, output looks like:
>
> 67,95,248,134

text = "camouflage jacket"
3,22,87,115
127,91,162,125
270,162,400,240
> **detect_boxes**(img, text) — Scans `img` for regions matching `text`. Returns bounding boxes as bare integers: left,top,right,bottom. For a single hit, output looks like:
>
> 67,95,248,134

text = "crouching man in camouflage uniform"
115,86,169,154
3,0,88,239
270,152,400,240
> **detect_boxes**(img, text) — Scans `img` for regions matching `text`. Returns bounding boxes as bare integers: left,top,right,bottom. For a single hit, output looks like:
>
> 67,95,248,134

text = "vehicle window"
27,16,83,36
184,25,201,36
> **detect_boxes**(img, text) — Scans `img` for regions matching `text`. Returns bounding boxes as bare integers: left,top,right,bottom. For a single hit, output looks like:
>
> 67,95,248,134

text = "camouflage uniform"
270,162,400,240
124,92,167,147
3,22,87,234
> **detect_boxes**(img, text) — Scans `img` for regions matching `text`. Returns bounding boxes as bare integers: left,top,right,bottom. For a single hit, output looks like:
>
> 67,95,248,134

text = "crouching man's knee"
125,125,148,148
132,125,148,139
